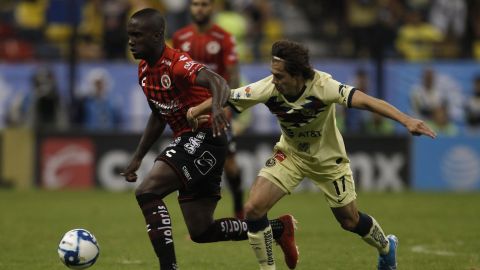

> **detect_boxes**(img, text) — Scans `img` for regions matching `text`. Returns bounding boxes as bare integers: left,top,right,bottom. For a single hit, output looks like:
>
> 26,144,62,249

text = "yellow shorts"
258,148,357,208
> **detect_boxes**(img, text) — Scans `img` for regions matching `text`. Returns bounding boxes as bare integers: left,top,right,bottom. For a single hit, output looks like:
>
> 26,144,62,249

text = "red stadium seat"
0,39,34,61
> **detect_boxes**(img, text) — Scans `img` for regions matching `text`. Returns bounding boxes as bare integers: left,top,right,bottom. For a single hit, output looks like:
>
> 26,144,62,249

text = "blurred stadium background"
0,0,479,269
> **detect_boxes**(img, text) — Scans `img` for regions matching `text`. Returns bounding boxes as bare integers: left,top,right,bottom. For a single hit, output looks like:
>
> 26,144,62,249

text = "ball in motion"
58,229,100,269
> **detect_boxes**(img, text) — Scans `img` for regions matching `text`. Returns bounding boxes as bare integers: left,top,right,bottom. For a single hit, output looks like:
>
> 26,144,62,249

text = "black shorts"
156,129,228,202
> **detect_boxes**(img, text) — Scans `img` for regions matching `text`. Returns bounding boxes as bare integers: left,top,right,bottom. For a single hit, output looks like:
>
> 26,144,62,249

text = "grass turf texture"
0,190,479,270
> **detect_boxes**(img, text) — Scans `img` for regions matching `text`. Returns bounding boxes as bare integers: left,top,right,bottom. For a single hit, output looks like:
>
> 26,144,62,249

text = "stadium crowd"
0,0,480,135
1,0,480,61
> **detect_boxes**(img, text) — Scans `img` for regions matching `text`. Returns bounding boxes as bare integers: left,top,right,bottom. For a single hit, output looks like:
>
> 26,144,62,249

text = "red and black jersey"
172,24,237,81
138,45,212,137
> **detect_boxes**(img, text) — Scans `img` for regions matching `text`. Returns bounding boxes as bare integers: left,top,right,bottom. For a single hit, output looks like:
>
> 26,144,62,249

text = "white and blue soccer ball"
58,229,100,269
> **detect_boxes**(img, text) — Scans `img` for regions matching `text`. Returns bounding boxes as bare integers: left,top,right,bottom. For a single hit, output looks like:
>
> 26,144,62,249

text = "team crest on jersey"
244,86,252,97
265,158,276,167
161,74,171,89
297,142,310,153
206,41,221,54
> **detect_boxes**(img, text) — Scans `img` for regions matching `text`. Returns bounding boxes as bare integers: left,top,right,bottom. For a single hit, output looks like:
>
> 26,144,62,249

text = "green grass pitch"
0,190,479,270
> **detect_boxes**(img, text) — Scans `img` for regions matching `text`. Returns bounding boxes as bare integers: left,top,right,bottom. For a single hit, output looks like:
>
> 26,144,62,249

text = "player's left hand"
405,118,436,138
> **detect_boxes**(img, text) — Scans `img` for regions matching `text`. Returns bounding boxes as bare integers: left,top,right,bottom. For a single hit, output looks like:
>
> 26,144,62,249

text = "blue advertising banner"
413,136,480,190
5,61,480,134
0,61,375,133
385,61,480,131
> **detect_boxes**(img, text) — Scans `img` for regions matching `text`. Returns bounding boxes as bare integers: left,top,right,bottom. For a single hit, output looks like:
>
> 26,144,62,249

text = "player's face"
127,18,156,60
271,60,303,97
190,0,213,25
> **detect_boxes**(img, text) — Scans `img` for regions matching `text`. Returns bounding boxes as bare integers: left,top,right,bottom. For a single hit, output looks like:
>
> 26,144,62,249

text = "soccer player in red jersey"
173,0,245,219
172,0,239,86
122,9,296,270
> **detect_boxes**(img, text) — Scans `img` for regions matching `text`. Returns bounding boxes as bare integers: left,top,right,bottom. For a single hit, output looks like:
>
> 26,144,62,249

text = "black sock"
270,219,284,240
246,215,269,232
191,218,248,243
136,193,177,270
191,217,285,242
226,172,243,213
352,211,373,237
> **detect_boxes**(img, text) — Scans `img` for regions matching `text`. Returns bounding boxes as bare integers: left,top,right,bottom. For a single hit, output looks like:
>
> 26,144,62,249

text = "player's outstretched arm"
350,90,437,138
195,68,230,136
121,113,167,182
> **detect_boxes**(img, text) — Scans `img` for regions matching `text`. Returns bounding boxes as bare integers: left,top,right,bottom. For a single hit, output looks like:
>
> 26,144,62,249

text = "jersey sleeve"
171,53,206,86
222,34,238,67
228,76,273,113
320,77,357,108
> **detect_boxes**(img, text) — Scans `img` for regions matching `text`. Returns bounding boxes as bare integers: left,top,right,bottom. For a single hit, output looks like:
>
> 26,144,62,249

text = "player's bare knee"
134,175,164,197
134,185,148,197
190,232,208,243
188,224,214,243
244,202,265,219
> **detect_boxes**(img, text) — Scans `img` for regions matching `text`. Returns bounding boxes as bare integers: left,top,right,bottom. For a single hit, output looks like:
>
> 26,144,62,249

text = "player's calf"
136,193,178,270
247,215,276,270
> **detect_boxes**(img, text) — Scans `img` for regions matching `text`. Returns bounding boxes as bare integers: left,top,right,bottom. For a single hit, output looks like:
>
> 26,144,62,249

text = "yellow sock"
362,216,390,255
247,225,276,270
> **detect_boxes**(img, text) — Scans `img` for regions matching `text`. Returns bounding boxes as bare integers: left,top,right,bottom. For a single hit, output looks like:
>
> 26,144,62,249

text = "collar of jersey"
281,74,315,103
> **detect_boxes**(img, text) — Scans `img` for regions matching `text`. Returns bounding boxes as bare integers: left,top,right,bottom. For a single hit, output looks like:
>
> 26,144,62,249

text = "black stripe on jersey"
347,88,357,108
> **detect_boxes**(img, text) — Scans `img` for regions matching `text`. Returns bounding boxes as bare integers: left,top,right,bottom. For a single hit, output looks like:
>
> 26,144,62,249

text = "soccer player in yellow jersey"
188,40,436,270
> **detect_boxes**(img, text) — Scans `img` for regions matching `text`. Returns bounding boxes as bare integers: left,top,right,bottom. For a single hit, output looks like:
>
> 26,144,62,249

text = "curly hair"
271,40,315,80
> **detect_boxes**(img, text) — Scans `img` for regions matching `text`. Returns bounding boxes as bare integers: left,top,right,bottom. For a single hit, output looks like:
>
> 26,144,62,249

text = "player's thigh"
135,160,181,195
245,176,286,218
180,197,218,235
135,160,183,197
314,173,357,208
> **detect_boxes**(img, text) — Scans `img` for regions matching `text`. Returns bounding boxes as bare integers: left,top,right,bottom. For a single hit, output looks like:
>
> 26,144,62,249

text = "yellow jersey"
228,70,356,178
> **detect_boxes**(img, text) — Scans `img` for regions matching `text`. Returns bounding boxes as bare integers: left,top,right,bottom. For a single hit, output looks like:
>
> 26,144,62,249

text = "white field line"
118,259,143,264
410,245,456,256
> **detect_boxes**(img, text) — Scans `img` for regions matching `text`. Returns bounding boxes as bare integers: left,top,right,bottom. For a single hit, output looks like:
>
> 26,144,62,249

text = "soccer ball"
57,229,100,269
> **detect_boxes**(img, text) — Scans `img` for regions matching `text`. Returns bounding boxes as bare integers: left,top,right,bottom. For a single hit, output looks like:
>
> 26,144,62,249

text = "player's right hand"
211,105,229,137
405,118,437,139
120,158,142,182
